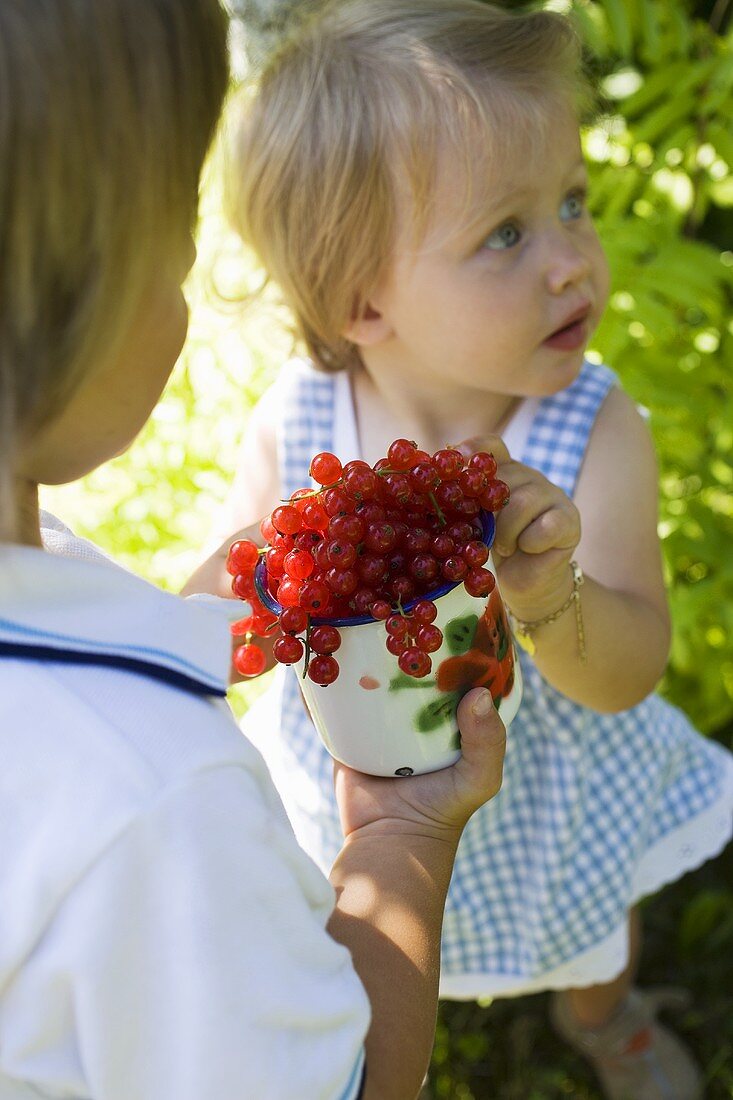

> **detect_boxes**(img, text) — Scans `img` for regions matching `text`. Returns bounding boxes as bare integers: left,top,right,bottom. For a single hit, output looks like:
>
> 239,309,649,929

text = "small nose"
544,232,592,296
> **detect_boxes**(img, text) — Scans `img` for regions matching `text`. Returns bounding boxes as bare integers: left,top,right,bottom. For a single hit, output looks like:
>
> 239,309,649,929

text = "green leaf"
444,614,479,656
415,693,459,733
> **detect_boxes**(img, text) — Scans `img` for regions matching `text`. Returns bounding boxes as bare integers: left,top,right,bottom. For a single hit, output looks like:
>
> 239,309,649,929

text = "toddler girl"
190,1,733,1096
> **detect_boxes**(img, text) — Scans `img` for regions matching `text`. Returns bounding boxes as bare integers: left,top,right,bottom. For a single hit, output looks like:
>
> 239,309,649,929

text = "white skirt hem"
440,757,733,1002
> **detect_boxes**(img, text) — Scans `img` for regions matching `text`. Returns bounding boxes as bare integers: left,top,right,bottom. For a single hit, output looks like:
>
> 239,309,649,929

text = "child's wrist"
505,562,587,664
502,563,575,624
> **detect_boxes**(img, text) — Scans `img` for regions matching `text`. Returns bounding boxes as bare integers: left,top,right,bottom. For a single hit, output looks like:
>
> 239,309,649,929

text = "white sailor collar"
0,515,243,698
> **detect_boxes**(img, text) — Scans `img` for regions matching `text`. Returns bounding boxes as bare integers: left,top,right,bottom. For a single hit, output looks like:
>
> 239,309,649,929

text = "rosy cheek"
359,675,380,690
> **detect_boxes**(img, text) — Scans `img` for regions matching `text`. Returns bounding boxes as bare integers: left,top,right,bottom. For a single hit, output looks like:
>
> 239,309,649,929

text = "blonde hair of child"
231,0,592,373
0,0,229,540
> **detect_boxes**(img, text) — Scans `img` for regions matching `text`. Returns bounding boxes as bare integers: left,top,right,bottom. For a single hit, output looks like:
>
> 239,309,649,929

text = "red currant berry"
310,451,343,485
299,579,332,615
279,606,308,634
432,448,465,481
309,625,342,655
293,530,321,552
455,495,481,518
386,634,409,657
416,624,443,653
265,546,287,580
459,468,488,498
355,501,386,525
271,504,303,535
389,575,415,603
313,540,332,569
229,615,254,635
479,479,511,511
325,567,358,596
386,550,407,576
381,473,413,507
233,643,267,677
301,499,329,531
321,487,357,517
387,438,419,470
430,534,455,560
343,464,379,500
284,549,315,581
463,540,489,568
357,553,388,586
353,587,378,616
386,614,411,640
408,553,440,585
464,568,496,598
325,539,357,568
447,521,475,544
442,556,468,583
273,635,305,665
231,572,257,599
308,655,340,686
468,451,498,478
270,532,295,551
403,528,431,554
251,611,280,637
363,521,397,554
434,481,464,510
277,576,303,608
412,600,438,624
328,513,366,545
260,515,277,543
398,647,432,678
369,599,392,620
226,539,260,576
410,461,440,492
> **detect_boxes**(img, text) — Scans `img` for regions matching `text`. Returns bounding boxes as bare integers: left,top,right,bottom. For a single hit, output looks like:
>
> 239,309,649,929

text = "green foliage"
567,0,733,734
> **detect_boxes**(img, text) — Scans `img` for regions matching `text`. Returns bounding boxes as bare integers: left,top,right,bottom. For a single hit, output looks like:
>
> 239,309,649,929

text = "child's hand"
182,521,275,683
334,688,506,842
457,435,580,621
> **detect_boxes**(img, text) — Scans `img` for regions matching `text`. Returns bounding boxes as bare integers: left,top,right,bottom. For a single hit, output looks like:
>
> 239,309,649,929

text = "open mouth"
544,307,591,351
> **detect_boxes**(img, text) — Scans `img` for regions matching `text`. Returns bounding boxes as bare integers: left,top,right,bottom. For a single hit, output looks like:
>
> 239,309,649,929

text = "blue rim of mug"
254,509,496,629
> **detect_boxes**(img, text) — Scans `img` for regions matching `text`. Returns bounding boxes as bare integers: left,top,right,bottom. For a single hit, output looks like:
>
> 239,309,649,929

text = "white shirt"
0,516,368,1100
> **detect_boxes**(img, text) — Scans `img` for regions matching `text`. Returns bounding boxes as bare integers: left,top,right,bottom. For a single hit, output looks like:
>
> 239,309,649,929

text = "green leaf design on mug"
444,614,479,656
389,672,436,692
415,692,459,732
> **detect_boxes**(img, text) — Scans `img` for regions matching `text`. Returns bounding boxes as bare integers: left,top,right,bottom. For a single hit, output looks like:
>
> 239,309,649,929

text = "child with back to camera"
0,2,511,1098
186,1,733,1096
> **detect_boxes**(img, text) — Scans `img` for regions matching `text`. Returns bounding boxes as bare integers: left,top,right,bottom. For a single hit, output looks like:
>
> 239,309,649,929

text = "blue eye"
483,222,521,251
560,190,586,221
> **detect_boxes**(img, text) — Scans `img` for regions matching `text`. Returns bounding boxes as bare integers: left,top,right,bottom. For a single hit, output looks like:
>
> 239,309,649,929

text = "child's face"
22,240,195,486
368,106,610,399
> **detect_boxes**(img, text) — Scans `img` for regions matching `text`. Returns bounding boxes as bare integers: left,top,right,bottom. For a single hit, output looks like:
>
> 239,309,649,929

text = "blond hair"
0,0,229,540
231,0,591,372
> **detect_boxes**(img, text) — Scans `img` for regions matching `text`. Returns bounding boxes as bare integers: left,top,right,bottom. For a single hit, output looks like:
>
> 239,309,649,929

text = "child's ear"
342,301,394,348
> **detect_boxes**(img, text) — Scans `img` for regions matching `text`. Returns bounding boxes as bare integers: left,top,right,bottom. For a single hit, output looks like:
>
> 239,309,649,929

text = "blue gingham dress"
242,358,733,998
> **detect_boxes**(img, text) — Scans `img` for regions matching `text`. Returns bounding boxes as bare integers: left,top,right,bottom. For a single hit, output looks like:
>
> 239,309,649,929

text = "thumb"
454,688,506,803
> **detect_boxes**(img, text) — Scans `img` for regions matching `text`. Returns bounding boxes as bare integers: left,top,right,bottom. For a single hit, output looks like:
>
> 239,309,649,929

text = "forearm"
328,832,458,1100
512,572,670,712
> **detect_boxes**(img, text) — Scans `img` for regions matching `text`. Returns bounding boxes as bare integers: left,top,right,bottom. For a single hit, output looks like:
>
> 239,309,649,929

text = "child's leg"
551,907,702,1099
566,906,641,1026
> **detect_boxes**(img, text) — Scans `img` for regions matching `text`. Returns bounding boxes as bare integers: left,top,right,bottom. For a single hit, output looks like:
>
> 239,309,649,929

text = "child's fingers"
453,434,511,466
496,547,573,601
516,504,580,555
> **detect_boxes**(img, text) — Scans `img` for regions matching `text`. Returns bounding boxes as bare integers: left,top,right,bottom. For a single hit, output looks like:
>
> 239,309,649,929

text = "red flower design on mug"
436,590,515,703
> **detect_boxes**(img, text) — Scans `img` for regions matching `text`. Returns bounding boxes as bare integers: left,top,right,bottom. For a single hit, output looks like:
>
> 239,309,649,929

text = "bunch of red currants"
227,438,509,685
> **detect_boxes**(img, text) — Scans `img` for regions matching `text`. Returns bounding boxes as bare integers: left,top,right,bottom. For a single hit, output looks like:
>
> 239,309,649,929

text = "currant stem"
428,491,447,527
302,615,312,679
